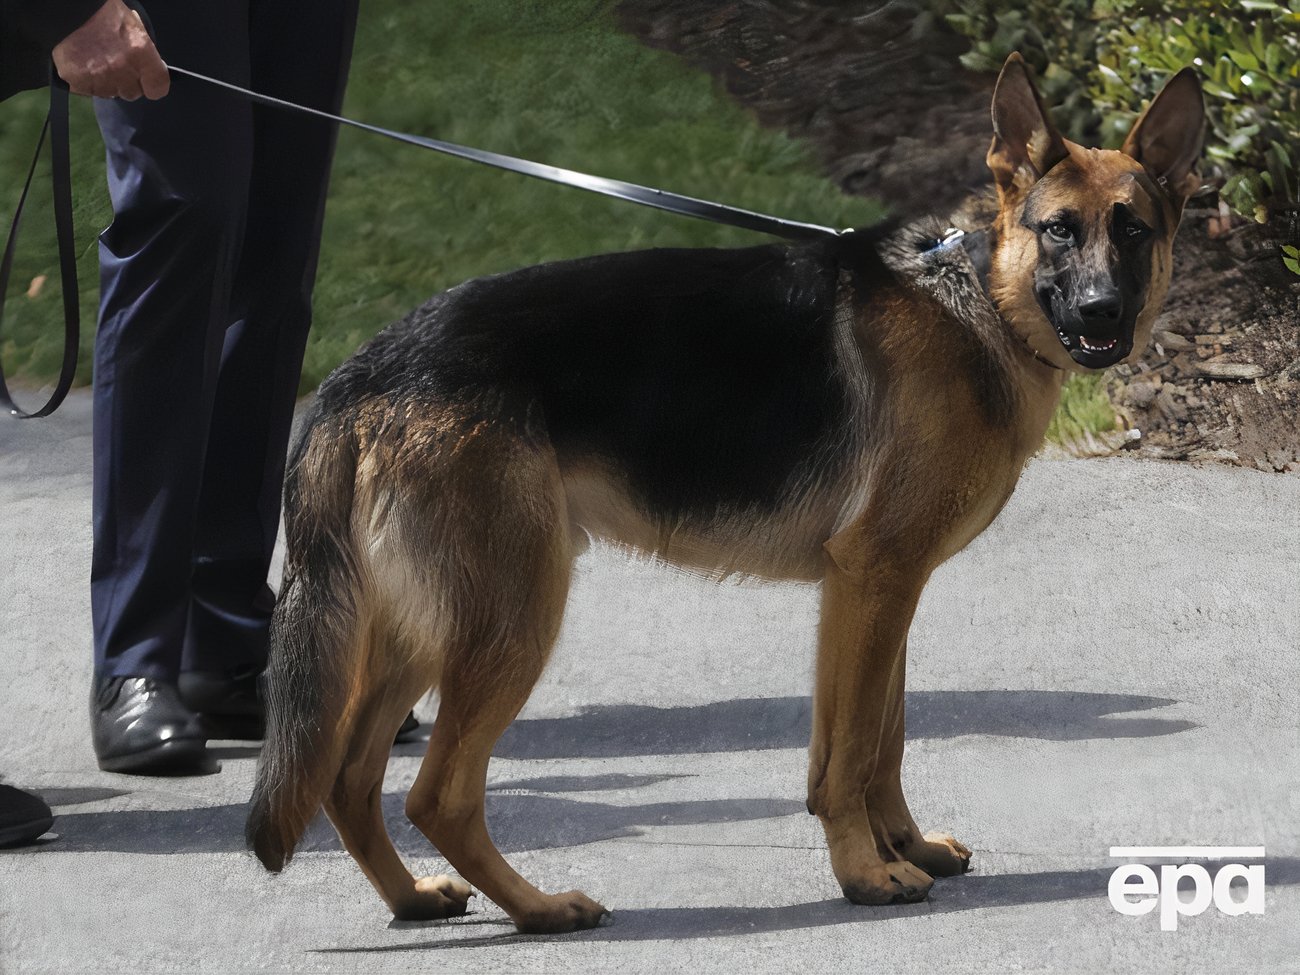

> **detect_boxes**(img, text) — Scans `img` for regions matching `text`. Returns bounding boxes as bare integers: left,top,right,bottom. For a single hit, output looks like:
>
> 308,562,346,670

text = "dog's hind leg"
401,445,607,935
407,656,608,933
806,529,939,905
323,662,472,921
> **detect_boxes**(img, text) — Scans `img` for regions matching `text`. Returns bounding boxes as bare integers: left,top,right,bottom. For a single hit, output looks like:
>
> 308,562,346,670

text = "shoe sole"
200,713,265,741
0,815,55,847
96,739,218,776
196,713,412,743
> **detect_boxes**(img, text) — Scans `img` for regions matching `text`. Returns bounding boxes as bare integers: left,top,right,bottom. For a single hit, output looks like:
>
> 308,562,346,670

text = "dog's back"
324,241,885,567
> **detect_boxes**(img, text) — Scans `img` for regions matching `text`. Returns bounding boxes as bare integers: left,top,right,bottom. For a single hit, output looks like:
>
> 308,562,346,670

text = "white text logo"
1108,846,1265,931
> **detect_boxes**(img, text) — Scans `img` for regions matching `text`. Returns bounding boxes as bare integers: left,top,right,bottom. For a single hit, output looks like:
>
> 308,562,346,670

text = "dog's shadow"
160,689,1204,763
38,778,804,856
478,689,1197,760
38,689,1191,858
314,857,1300,951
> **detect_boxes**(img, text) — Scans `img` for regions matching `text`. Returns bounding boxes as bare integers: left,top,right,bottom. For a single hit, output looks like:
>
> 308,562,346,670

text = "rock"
1124,382,1158,408
1190,360,1267,381
1153,329,1194,352
1155,387,1189,422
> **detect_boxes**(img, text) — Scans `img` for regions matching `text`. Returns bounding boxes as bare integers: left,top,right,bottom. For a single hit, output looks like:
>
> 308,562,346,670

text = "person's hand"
51,0,170,100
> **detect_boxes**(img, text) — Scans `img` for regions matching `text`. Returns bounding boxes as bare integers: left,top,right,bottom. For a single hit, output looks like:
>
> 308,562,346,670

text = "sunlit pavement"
2,392,1297,973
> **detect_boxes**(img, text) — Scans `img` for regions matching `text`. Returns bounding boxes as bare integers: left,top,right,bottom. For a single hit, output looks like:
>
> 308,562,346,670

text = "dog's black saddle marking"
324,242,862,518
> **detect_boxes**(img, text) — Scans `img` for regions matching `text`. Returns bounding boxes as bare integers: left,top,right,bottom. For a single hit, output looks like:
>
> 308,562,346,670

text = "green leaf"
1221,171,1268,216
1202,81,1239,100
959,50,1002,73
1265,43,1284,76
1250,22,1269,61
1227,124,1262,152
1228,50,1261,71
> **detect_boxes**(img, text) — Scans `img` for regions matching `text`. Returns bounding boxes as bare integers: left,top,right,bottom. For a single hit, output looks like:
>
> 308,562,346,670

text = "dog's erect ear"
1121,67,1206,206
987,53,1069,193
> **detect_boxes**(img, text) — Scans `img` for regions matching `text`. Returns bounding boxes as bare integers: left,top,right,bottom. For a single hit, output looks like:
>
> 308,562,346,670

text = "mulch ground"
617,0,1300,471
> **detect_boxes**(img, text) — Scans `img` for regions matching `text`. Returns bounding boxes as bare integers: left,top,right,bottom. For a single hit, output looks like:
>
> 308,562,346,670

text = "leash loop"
0,75,79,419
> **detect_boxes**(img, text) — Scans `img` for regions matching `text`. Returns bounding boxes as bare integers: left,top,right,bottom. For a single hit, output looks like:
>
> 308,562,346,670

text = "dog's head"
985,53,1205,372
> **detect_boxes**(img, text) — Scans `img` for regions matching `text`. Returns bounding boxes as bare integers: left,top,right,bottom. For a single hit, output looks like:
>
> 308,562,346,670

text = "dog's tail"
246,402,363,872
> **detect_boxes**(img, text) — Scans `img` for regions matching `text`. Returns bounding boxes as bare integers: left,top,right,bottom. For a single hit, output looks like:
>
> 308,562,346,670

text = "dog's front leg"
807,529,942,904
862,658,974,879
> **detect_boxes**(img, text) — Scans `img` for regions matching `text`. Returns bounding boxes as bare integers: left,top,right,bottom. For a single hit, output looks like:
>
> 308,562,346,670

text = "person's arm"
5,0,169,100
3,0,106,54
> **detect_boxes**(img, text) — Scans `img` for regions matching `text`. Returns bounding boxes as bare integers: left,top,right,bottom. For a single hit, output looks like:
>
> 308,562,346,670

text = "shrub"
936,0,1300,224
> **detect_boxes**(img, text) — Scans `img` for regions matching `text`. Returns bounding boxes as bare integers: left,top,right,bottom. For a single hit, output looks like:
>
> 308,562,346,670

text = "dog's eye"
1045,223,1074,244
1125,222,1150,239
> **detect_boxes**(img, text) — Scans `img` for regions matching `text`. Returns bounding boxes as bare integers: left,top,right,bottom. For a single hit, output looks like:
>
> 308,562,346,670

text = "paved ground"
1,391,1297,974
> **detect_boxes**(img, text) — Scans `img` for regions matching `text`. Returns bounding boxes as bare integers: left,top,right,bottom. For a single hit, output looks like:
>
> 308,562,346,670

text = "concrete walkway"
1,391,1297,973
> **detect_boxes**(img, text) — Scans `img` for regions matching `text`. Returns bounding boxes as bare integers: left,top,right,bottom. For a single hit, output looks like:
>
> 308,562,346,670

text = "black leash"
0,75,78,418
1,63,852,419
167,65,851,242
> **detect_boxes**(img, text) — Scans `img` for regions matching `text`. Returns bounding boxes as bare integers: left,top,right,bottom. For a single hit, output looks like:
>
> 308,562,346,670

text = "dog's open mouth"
1076,334,1117,353
1053,326,1131,368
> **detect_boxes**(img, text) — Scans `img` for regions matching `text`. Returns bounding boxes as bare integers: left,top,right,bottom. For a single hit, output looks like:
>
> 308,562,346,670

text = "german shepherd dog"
247,55,1204,932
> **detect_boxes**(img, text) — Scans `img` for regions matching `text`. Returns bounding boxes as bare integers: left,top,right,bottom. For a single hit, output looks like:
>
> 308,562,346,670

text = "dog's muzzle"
1039,286,1135,369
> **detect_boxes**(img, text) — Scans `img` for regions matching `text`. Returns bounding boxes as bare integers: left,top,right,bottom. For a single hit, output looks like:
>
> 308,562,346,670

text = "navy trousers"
91,0,359,680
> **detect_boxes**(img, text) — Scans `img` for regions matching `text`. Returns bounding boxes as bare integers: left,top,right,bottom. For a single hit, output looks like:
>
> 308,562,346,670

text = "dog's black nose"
1077,291,1122,326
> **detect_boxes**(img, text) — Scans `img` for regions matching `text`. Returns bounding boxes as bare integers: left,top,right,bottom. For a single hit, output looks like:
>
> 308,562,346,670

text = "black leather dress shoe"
0,784,54,847
179,667,421,745
178,667,265,741
91,677,217,775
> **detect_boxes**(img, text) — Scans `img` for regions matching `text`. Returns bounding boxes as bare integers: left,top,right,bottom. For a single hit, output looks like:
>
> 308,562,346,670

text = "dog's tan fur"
247,54,1204,932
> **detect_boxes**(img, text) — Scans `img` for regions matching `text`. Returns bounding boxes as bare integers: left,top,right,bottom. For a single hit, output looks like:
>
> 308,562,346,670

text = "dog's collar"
925,227,969,252
1009,326,1065,372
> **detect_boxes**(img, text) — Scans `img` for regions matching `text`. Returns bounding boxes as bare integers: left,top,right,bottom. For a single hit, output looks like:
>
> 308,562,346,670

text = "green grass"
0,0,1114,443
0,0,879,393
1048,373,1121,445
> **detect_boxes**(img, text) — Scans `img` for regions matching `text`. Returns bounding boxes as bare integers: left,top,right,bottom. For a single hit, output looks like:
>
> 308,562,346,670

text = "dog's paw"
513,890,609,934
904,832,973,878
841,860,934,905
416,873,474,909
392,874,474,921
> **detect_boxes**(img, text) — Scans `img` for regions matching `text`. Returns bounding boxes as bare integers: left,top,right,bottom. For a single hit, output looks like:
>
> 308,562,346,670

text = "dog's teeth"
1079,336,1117,353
